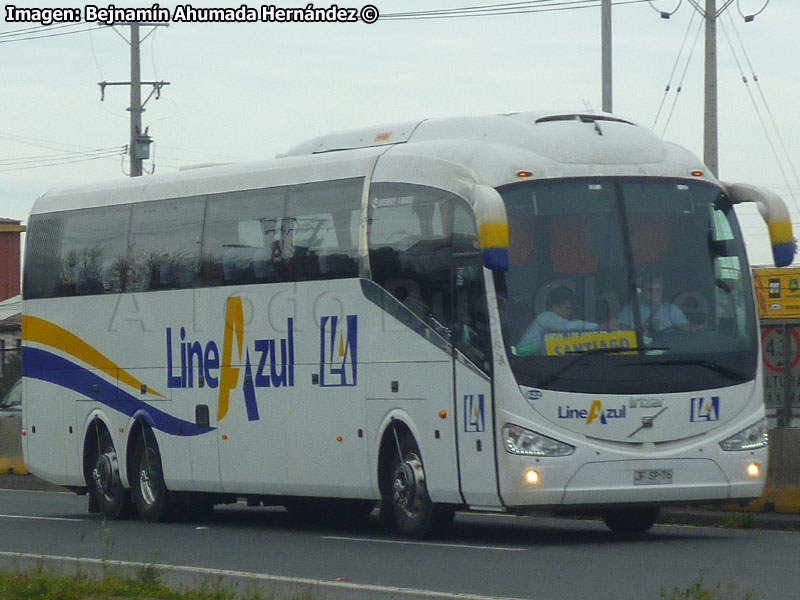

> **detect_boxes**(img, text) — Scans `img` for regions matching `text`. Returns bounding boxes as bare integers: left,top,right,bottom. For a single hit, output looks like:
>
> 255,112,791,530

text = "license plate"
633,468,673,486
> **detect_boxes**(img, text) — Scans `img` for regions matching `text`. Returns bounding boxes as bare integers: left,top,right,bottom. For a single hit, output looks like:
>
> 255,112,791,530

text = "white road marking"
0,514,86,522
322,535,525,552
0,488,71,494
0,551,532,600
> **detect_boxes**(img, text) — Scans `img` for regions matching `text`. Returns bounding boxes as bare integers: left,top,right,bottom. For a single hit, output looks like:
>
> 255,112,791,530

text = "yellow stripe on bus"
22,315,165,399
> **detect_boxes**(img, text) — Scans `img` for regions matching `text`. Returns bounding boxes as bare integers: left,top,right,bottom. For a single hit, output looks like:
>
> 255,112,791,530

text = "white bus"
22,111,794,538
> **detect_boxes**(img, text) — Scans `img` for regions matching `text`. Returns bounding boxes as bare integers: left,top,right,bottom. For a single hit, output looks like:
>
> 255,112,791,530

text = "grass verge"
660,575,758,600
0,564,314,600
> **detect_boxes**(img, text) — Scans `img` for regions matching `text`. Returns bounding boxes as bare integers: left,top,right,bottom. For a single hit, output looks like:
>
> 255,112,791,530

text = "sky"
2,0,799,265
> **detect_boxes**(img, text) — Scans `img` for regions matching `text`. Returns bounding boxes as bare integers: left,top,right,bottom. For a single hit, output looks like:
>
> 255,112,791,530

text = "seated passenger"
395,285,430,320
517,287,601,353
618,275,690,332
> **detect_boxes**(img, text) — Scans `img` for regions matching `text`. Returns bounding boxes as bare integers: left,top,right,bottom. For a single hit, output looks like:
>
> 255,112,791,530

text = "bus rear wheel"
131,429,170,522
602,506,660,537
381,435,454,539
89,431,133,519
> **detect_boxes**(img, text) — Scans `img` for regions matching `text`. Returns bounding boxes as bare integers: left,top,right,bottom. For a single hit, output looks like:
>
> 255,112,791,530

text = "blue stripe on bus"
22,346,215,437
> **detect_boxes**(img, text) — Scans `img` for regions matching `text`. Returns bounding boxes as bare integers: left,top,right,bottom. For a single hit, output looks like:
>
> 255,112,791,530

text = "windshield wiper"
538,347,663,388
627,358,746,381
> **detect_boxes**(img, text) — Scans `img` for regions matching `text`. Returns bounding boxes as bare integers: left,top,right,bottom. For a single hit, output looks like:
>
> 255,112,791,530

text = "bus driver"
618,275,691,332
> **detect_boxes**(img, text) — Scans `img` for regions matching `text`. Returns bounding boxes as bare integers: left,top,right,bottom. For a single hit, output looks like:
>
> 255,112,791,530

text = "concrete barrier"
0,416,27,475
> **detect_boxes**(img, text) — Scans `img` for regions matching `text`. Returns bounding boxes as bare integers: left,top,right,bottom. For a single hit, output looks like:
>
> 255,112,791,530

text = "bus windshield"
494,178,758,394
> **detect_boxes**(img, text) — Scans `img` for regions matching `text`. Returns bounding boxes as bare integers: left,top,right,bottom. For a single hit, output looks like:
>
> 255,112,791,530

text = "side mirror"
724,181,795,267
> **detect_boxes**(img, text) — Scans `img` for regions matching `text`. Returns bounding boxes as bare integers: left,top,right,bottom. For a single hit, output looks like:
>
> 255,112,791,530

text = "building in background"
0,219,24,377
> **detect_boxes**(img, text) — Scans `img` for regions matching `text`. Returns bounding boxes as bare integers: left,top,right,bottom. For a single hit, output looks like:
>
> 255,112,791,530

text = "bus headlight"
502,423,574,457
719,418,768,451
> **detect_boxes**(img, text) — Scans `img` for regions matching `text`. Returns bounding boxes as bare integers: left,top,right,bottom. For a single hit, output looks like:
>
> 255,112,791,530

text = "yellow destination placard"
544,330,638,356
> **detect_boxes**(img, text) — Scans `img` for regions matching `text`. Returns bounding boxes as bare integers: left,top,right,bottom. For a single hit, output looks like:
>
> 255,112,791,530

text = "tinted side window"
202,188,286,286
128,197,205,292
26,206,131,298
284,179,361,281
368,183,464,324
201,178,362,286
24,214,63,300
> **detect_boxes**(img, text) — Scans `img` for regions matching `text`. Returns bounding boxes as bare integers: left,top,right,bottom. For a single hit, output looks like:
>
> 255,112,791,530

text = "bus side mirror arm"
470,185,509,272
723,181,796,267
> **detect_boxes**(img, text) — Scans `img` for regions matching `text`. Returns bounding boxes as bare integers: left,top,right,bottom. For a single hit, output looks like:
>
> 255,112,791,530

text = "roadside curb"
660,506,800,531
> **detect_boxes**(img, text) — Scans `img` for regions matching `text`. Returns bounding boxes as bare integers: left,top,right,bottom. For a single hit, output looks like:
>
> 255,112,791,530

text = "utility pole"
99,23,169,177
685,0,737,177
703,0,719,177
601,0,612,113
129,23,144,177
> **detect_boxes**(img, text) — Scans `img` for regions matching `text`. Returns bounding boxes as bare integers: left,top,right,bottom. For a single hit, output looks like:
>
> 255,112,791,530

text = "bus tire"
88,430,134,519
381,434,452,539
131,429,170,522
602,506,660,537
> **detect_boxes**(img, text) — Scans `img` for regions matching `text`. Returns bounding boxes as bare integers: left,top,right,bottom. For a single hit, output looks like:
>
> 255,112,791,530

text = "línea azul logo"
558,400,626,425
690,396,720,422
320,315,357,387
165,297,295,423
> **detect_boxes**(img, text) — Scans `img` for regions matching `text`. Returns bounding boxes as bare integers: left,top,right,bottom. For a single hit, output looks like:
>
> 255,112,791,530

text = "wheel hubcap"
139,449,160,506
392,454,426,517
92,448,118,497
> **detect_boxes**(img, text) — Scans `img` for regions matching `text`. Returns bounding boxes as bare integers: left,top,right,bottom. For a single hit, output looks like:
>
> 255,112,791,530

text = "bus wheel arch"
377,418,454,538
83,417,133,519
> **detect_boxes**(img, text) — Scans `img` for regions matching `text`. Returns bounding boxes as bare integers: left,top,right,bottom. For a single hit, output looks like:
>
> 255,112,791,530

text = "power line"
719,14,800,217
658,15,704,137
0,22,86,38
652,8,697,130
736,0,769,21
0,148,126,172
724,11,800,193
0,130,112,154
383,0,594,17
0,24,104,43
380,0,649,19
647,0,682,17
0,147,123,165
0,131,128,171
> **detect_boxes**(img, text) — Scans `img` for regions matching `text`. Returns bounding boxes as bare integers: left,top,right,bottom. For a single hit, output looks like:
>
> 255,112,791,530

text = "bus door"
451,259,502,509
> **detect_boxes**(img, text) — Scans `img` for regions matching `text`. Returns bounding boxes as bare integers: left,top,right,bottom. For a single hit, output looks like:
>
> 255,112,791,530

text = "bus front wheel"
602,506,660,537
381,434,454,539
131,429,170,522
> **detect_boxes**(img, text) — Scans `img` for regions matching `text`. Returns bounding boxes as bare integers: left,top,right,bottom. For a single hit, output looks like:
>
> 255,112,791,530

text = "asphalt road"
0,487,797,600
